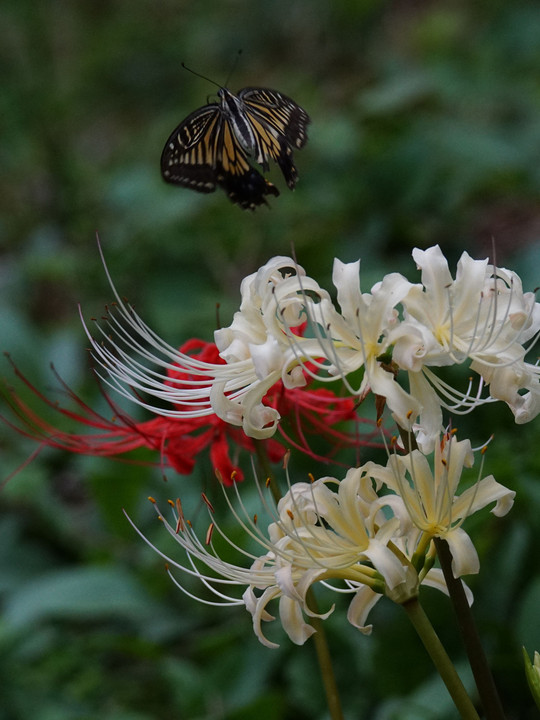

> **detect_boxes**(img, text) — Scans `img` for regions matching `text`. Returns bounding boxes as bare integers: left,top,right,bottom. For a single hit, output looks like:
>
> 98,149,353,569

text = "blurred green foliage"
1,1,540,718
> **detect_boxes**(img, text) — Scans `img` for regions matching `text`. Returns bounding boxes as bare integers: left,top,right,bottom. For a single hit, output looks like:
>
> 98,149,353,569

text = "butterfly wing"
213,116,280,209
160,104,221,193
240,88,310,148
161,102,279,209
239,88,310,188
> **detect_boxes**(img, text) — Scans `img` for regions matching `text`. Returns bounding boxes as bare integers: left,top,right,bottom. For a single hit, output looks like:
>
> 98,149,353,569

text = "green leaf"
4,566,160,629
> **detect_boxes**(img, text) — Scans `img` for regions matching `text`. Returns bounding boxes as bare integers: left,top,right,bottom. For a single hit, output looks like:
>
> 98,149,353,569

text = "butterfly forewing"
160,84,310,209
177,105,220,149
161,106,222,192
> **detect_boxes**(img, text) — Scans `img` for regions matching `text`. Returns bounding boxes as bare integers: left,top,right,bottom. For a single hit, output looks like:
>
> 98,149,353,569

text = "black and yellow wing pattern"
160,86,310,210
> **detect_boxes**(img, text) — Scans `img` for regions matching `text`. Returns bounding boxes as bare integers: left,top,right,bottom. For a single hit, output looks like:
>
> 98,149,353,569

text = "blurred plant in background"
2,1,540,718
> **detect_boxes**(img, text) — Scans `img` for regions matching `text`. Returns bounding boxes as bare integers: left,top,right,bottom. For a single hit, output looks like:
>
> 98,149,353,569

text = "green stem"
434,538,507,720
403,596,481,720
307,588,345,720
253,441,344,719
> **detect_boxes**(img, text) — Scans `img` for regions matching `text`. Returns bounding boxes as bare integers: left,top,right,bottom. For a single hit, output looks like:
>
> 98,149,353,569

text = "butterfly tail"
276,143,299,190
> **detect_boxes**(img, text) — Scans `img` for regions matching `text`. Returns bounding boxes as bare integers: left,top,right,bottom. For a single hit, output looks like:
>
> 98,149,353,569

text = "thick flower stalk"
81,246,539,451
129,434,513,648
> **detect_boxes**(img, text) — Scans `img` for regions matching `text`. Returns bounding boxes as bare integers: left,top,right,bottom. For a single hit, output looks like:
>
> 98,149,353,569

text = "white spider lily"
307,261,419,427
82,255,316,438
215,255,329,363
128,468,412,648
127,435,510,648
216,256,421,432
393,246,540,448
214,247,539,445
81,296,280,435
364,432,515,577
83,245,539,446
83,252,414,439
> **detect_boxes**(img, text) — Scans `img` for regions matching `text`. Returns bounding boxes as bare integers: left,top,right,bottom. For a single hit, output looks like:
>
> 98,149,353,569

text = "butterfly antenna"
181,62,222,89
223,49,243,88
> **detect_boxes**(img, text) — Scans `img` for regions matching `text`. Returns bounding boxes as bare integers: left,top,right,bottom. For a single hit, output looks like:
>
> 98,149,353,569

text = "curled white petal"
346,586,380,635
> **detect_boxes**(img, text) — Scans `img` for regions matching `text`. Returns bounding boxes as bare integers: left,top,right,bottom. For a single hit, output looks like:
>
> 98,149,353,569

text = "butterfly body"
161,86,310,209
217,88,259,153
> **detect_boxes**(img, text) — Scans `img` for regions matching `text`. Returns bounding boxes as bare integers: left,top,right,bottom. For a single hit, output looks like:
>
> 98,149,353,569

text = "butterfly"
160,84,310,210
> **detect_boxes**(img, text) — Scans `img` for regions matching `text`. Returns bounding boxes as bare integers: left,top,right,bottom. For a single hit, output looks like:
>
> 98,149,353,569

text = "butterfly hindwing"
160,85,310,209
217,163,280,210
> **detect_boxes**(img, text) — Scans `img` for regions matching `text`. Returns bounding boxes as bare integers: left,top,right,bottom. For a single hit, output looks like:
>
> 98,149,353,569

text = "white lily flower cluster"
130,433,514,648
85,245,539,452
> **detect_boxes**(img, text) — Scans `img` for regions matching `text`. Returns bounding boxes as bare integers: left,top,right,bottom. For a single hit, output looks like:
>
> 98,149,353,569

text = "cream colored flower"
84,245,539,450
396,245,540,448
364,431,515,576
129,432,513,648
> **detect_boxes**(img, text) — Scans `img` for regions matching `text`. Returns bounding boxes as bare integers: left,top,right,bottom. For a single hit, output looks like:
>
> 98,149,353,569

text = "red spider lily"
259,360,383,463
2,340,381,485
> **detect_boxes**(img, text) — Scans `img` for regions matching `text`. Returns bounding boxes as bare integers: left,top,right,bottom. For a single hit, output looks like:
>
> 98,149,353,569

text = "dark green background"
1,1,540,718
